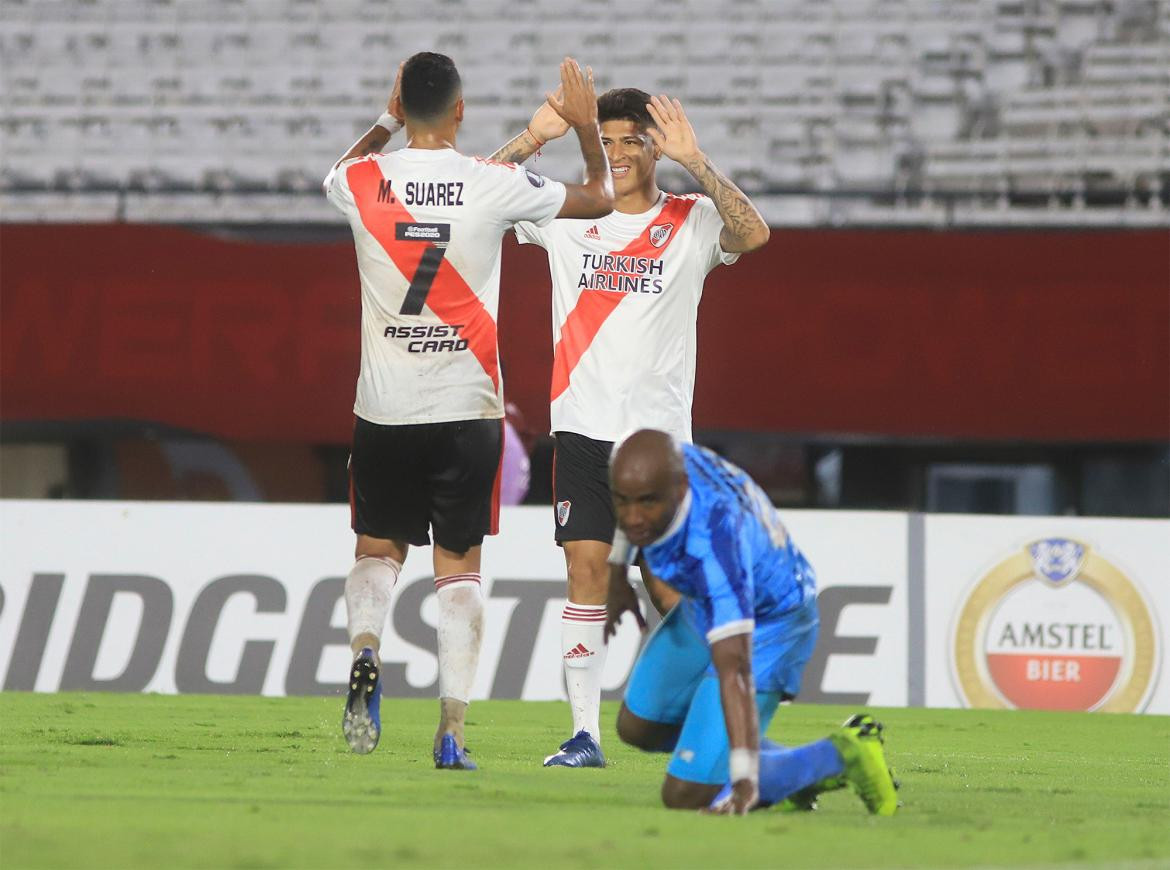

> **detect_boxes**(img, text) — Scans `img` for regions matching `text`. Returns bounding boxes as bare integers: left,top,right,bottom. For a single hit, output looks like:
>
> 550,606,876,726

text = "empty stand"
0,0,1166,223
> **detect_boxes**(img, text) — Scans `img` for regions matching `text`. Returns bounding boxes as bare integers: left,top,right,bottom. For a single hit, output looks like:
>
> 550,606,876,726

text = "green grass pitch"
1,693,1167,869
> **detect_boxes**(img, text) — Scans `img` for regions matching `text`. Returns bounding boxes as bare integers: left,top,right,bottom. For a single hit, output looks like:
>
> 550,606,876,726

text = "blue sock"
758,738,844,805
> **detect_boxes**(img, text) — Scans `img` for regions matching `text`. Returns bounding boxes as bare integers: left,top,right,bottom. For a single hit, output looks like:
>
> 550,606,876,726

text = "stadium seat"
2,0,1167,222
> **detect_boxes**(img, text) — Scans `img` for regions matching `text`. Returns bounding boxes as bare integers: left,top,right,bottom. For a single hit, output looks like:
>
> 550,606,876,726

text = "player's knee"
660,776,710,810
616,704,646,748
617,704,679,752
616,704,659,750
355,534,408,564
566,557,608,601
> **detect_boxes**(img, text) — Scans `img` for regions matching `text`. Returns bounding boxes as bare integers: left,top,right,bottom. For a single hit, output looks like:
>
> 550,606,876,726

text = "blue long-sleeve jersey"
639,444,817,644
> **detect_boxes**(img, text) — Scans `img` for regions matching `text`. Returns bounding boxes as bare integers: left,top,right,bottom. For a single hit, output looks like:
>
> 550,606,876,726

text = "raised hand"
387,61,405,123
650,93,771,253
645,95,701,164
529,86,571,143
547,57,599,130
604,564,647,643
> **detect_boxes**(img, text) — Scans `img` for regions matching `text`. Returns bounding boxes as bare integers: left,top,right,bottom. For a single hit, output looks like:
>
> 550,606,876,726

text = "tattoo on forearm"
363,128,392,154
490,130,539,164
684,155,766,245
337,127,392,166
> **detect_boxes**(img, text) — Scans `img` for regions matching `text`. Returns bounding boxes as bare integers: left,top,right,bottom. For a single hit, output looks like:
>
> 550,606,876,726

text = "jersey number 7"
395,222,452,315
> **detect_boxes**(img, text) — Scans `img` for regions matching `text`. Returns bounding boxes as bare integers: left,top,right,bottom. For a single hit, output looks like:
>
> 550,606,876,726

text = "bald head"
610,429,689,547
612,430,685,488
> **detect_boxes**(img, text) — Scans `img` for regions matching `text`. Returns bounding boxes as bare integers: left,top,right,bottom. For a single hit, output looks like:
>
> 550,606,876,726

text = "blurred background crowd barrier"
1,0,1167,517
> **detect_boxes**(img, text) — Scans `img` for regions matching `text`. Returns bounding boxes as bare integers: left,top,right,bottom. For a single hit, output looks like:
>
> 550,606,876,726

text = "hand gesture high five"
645,94,771,253
529,86,571,143
645,95,702,164
547,57,599,131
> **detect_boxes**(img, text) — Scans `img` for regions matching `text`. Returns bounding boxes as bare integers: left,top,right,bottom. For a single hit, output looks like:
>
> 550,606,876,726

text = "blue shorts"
623,595,819,785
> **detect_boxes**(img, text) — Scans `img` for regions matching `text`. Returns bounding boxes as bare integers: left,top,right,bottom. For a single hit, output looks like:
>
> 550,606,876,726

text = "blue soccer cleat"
435,733,478,770
342,648,381,755
542,730,606,768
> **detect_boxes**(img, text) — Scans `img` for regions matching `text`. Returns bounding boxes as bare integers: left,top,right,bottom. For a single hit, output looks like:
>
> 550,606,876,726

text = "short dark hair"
400,52,462,122
597,88,655,131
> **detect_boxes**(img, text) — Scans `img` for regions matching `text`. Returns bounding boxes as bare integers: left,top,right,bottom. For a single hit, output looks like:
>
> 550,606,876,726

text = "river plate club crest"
952,538,1159,712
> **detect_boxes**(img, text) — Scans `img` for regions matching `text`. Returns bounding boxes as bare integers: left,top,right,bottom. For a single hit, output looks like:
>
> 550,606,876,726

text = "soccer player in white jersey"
491,87,771,768
324,53,613,767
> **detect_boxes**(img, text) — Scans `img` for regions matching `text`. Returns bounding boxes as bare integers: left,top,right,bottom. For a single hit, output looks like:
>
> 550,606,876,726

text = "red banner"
2,224,1166,443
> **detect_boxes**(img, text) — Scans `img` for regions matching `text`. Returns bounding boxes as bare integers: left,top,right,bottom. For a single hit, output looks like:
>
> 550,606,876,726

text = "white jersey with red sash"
516,192,738,442
326,149,566,425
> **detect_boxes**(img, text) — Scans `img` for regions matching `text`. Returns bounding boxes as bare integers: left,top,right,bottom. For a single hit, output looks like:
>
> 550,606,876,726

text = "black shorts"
552,431,616,544
349,416,504,553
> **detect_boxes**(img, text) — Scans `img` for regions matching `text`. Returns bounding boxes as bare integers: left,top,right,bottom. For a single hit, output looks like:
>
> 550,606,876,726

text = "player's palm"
706,780,759,816
645,95,700,164
530,88,571,142
548,57,598,130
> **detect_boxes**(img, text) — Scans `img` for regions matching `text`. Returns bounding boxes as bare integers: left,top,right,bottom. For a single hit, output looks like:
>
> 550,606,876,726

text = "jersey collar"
644,488,692,552
612,190,666,220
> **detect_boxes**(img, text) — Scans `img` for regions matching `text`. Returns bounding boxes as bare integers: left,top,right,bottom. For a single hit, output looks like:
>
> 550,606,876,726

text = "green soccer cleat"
829,713,899,816
774,773,847,812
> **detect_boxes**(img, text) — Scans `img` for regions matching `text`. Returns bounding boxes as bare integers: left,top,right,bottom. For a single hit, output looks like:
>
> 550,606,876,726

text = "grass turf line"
1,693,1167,869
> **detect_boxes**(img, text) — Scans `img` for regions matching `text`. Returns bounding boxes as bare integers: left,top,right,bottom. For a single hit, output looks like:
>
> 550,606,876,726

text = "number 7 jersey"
326,148,566,425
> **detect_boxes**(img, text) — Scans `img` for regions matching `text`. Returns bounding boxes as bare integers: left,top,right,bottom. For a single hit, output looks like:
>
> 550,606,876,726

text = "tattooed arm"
545,58,613,219
328,63,404,174
331,121,397,168
645,95,770,253
490,127,546,164
490,85,571,163
680,151,771,253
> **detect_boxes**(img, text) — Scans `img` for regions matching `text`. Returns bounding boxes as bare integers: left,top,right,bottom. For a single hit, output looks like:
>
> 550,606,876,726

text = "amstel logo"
952,538,1159,712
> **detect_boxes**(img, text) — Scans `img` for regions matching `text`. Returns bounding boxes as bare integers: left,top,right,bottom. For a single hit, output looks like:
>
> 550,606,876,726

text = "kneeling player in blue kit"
604,429,899,815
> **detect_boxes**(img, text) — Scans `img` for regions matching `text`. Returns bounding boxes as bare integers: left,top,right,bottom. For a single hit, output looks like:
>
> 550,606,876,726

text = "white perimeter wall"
0,501,1165,713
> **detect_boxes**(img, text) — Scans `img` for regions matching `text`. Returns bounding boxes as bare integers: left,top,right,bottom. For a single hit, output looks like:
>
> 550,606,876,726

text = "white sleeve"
694,196,741,272
491,164,567,228
514,219,548,248
323,158,357,215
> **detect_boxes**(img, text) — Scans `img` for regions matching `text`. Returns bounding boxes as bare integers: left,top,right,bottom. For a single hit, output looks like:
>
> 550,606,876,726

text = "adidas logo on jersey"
584,224,601,240
564,643,595,659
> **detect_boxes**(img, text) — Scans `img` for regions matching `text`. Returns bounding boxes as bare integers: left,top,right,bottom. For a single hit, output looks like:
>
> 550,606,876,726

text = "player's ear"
454,98,465,123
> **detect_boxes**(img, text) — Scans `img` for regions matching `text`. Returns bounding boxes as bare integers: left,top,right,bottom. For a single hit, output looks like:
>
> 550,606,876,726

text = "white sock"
562,602,607,744
434,573,484,704
345,555,402,648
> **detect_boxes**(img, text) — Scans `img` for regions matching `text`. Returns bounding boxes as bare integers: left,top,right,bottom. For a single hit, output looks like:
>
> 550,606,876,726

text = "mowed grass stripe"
0,693,1166,869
